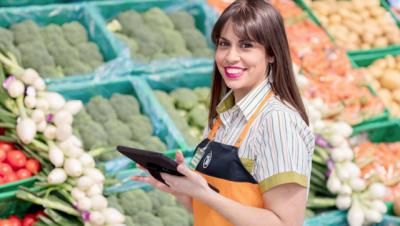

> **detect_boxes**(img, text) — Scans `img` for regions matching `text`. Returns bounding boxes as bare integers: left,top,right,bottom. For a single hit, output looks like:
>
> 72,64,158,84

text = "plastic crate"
0,186,40,218
0,0,62,7
381,0,400,27
0,176,36,194
89,0,217,74
144,66,213,151
49,76,187,173
0,3,125,86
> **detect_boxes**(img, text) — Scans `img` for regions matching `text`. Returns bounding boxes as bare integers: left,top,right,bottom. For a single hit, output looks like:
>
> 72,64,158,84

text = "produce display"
362,55,400,117
107,188,192,226
107,7,214,62
0,141,41,185
73,94,167,161
0,20,105,78
0,210,44,226
154,87,210,147
307,0,400,50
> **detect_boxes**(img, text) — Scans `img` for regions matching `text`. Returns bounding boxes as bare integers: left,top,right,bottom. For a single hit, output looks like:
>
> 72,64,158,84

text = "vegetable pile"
154,87,210,147
307,0,400,50
0,48,125,225
0,141,40,185
0,20,104,78
107,188,192,226
0,210,44,226
107,7,213,62
73,93,167,161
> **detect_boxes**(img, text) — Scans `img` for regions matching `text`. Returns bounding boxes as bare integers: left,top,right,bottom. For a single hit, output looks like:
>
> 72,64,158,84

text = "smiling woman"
133,1,314,226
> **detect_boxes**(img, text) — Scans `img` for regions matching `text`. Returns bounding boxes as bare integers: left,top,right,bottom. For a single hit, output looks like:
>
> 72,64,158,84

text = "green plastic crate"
89,0,217,74
0,0,62,7
0,3,125,86
352,119,400,142
381,0,400,27
49,76,186,173
0,176,36,194
145,66,213,151
0,186,40,218
350,46,400,67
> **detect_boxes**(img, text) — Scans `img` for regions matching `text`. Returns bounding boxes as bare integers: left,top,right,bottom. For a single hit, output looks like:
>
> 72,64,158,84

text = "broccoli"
132,212,163,226
0,42,21,65
170,88,198,110
168,11,196,31
194,87,210,104
116,10,144,37
97,151,123,161
40,24,64,44
62,60,92,75
20,51,55,71
78,120,108,150
148,189,176,212
142,7,174,30
125,216,138,226
109,93,140,122
160,28,190,56
112,138,145,150
38,65,64,78
10,20,42,45
107,195,125,214
17,40,48,55
86,96,118,123
0,27,14,45
154,90,174,108
153,52,169,60
62,22,88,46
115,33,139,57
118,189,152,215
138,41,163,59
47,41,80,68
73,109,92,127
192,48,214,58
188,104,208,128
180,28,208,51
103,118,132,146
126,115,153,141
157,206,190,226
77,42,104,68
141,136,167,152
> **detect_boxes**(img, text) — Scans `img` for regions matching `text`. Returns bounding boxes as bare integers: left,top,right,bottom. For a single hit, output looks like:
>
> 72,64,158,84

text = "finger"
176,151,185,164
176,164,196,180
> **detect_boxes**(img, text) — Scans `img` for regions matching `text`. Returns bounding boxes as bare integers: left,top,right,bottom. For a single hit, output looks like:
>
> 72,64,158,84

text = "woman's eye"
218,40,229,47
240,42,253,48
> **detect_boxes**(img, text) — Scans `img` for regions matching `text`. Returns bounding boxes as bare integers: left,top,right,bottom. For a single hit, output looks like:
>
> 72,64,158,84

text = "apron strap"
234,91,274,148
208,117,222,140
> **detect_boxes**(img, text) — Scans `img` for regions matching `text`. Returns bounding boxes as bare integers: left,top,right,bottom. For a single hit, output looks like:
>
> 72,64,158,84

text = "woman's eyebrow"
219,36,229,41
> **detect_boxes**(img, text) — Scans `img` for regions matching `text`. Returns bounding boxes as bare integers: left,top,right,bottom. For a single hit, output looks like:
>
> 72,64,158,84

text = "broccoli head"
126,114,153,141
107,195,124,214
148,189,176,212
86,96,118,123
157,206,190,226
103,118,132,145
73,109,92,127
187,104,208,129
160,28,189,56
118,189,152,215
115,33,139,57
142,7,174,30
0,27,14,45
141,136,167,152
112,138,145,150
20,51,55,71
77,42,104,67
97,151,123,161
62,22,88,46
63,60,92,75
180,28,208,51
38,65,64,78
10,20,42,45
109,93,141,122
17,40,48,55
194,87,210,104
78,120,108,150
40,24,64,44
132,212,163,226
0,42,21,65
154,90,174,108
170,88,198,110
125,216,138,226
138,41,162,59
47,41,80,68
168,11,196,31
116,10,144,37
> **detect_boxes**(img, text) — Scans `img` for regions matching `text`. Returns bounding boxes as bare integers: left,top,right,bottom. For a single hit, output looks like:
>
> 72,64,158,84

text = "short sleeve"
254,110,314,193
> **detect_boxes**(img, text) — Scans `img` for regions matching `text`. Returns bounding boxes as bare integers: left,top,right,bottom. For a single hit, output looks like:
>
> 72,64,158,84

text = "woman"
133,0,314,225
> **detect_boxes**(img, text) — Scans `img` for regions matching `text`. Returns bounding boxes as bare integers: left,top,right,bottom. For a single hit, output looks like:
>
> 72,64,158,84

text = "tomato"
3,172,17,183
0,176,4,184
0,219,13,226
0,142,13,152
16,169,32,180
0,163,12,176
21,214,36,226
6,150,26,170
0,149,6,162
8,216,21,226
25,159,40,174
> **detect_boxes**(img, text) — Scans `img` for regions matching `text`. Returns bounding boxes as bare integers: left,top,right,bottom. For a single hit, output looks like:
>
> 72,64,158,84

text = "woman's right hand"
131,151,193,211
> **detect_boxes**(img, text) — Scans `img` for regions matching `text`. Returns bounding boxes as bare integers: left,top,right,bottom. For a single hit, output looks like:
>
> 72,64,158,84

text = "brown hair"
208,0,309,128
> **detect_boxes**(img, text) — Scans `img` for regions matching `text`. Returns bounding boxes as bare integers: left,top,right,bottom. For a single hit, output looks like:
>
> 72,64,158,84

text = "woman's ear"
268,56,275,64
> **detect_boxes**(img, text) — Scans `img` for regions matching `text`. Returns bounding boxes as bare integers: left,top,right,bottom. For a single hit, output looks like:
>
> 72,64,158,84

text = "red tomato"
0,163,12,176
0,149,6,162
0,142,13,152
21,215,36,226
16,169,32,180
0,219,13,226
8,216,21,226
3,172,17,183
25,159,40,174
34,210,45,218
6,150,27,170
0,176,4,184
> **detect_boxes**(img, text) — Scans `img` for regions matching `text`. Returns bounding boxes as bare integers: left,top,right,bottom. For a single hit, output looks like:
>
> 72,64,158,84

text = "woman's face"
215,22,271,100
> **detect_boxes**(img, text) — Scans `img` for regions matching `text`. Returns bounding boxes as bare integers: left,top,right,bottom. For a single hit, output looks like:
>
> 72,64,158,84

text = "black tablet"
116,146,219,193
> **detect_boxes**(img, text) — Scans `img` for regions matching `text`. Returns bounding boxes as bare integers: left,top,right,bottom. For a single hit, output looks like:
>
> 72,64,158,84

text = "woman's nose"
225,47,240,63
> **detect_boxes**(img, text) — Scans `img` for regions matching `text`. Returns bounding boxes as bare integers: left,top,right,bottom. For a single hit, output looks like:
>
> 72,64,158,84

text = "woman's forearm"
176,195,193,213
197,190,284,226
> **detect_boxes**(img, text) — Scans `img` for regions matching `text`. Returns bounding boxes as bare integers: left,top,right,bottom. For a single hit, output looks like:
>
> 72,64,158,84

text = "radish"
31,109,45,123
64,158,83,177
62,100,83,115
327,173,342,193
7,78,25,98
16,117,36,144
367,183,386,200
24,95,36,109
347,201,364,226
36,98,49,111
21,68,39,85
86,184,102,197
102,208,125,224
349,178,366,192
71,187,86,201
84,168,104,183
54,110,73,126
89,211,105,225
90,195,108,211
336,194,352,210
48,168,67,184
77,197,92,211
49,144,64,167
44,125,57,140
56,124,72,141
43,92,65,111
79,153,95,168
36,120,47,132
77,176,95,191
33,77,46,91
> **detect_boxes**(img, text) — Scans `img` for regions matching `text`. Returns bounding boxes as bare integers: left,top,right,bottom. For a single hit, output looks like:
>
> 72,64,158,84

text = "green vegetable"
0,27,14,45
148,189,176,212
77,42,104,69
168,11,196,31
132,212,163,226
170,88,198,110
40,24,64,44
86,96,118,123
160,28,191,56
188,104,208,128
142,136,167,152
126,115,153,141
62,60,92,75
78,120,108,150
117,10,144,37
10,20,42,44
157,206,190,226
38,65,64,78
118,189,153,215
194,87,210,104
109,93,140,122
181,28,208,52
62,22,88,46
143,7,174,30
115,33,139,57
103,119,132,145
107,195,125,214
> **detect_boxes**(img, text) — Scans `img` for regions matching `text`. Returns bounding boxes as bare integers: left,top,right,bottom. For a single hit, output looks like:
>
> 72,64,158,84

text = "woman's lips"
224,66,246,79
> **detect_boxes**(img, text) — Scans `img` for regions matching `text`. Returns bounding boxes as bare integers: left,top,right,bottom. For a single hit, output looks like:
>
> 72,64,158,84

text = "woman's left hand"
161,164,213,199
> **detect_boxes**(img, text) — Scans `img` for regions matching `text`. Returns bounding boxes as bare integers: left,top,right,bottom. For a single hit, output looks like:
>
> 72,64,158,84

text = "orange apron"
190,92,273,226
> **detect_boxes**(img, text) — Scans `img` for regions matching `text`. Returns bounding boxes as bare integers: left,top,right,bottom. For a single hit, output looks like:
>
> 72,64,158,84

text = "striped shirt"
201,79,315,193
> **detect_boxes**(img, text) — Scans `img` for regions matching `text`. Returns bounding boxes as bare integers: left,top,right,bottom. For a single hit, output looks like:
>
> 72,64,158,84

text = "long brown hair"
208,0,309,128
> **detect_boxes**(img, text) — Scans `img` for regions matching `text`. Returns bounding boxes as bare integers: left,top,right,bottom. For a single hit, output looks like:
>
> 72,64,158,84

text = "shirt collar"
216,80,272,121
